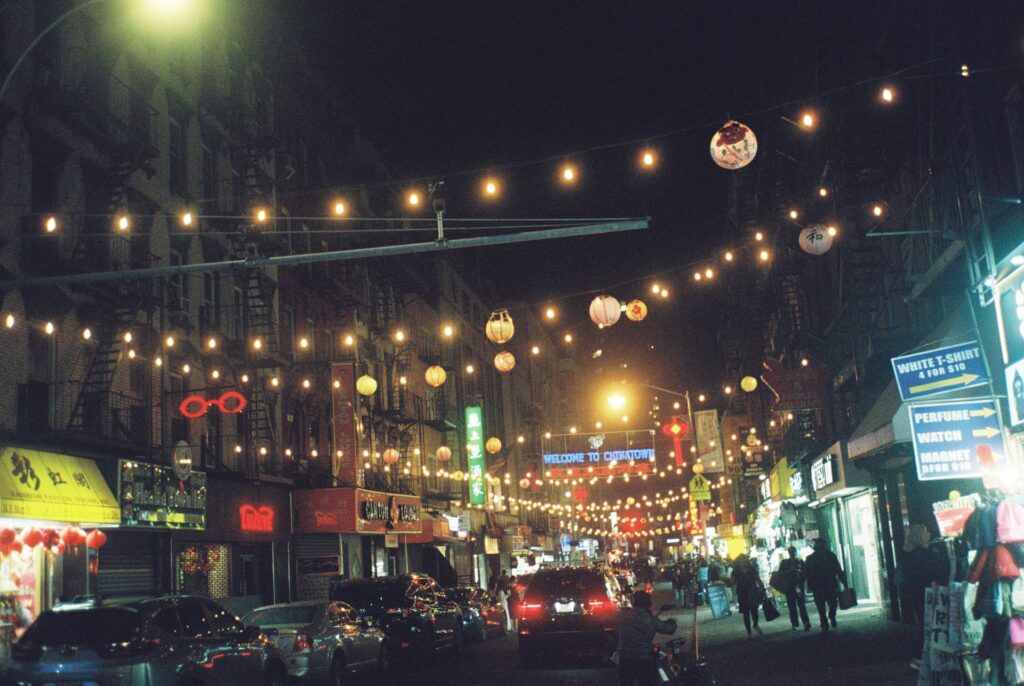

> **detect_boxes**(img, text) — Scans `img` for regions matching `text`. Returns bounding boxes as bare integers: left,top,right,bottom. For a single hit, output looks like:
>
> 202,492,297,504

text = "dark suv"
517,566,628,665
329,573,464,660
1,595,288,686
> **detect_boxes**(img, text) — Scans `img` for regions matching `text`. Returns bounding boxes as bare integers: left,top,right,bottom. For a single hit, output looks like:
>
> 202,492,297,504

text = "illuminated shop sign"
466,406,486,505
179,391,247,419
542,448,655,465
810,454,837,491
239,504,274,532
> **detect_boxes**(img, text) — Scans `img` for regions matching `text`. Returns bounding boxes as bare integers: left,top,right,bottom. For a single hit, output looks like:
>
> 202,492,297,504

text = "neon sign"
180,391,247,419
239,504,274,532
662,417,689,467
542,448,655,465
466,406,486,505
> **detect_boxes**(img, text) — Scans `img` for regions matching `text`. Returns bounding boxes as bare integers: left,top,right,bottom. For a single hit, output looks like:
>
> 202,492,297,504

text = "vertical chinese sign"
331,363,358,485
465,405,486,505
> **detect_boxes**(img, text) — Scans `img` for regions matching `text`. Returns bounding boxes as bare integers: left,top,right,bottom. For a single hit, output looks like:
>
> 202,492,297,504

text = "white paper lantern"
710,120,758,170
436,446,452,462
799,224,834,255
486,309,515,344
494,351,516,373
589,295,621,327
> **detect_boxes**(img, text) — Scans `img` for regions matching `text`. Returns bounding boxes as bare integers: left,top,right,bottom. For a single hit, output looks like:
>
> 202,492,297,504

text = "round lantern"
625,299,648,322
740,375,758,393
85,529,107,549
382,448,400,465
435,446,452,462
519,477,531,489
494,351,516,373
424,365,447,388
799,224,834,255
709,120,758,170
589,295,621,327
0,528,15,546
20,528,41,548
485,309,515,344
355,375,378,397
626,496,636,506
485,437,502,454
452,470,465,482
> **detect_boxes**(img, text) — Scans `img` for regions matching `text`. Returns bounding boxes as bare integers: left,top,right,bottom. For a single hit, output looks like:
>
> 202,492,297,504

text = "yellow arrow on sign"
969,407,997,418
909,373,980,395
972,427,1000,439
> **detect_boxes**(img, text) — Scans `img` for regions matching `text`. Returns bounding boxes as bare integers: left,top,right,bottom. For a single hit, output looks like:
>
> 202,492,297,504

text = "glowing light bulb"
564,333,573,343
255,208,268,223
827,225,838,237
207,336,217,350
407,191,421,207
333,200,346,216
116,215,130,231
343,334,354,346
819,187,828,197
789,209,799,220
299,337,309,349
302,378,311,389
181,363,190,374
123,332,133,343
641,149,656,168
704,268,714,279
3,314,14,329
800,112,815,128
759,249,770,262
44,216,58,233
154,356,163,367
442,324,454,338
872,204,884,217
241,374,249,383
694,272,702,282
755,231,764,242
181,211,193,227
531,345,540,355
724,251,734,262
82,327,92,340
881,86,894,103
483,179,499,197
252,337,263,350
801,358,809,367
561,164,576,182
211,369,220,379
465,364,475,374
164,335,175,347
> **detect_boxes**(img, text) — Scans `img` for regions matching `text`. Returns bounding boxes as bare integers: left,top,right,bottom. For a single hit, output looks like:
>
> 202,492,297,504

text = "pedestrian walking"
671,564,686,603
730,554,764,637
901,524,947,654
495,569,512,631
804,538,847,632
777,546,811,631
616,590,677,686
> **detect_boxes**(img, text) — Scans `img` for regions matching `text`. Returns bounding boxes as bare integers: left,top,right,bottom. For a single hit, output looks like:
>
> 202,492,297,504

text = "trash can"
707,582,731,620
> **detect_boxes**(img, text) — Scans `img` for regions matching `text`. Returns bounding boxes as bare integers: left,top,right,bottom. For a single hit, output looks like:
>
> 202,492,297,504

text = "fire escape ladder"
245,269,276,354
245,377,276,475
66,306,137,432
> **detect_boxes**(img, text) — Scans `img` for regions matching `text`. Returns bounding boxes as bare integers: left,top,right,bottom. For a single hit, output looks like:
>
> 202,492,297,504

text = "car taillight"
96,638,161,659
518,602,544,619
586,598,617,615
292,633,312,653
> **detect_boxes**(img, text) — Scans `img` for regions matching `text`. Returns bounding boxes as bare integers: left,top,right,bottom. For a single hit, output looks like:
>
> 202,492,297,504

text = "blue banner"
891,340,988,401
908,399,1006,481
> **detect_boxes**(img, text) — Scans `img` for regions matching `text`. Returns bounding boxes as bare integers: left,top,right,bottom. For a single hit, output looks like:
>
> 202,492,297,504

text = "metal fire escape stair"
67,305,137,432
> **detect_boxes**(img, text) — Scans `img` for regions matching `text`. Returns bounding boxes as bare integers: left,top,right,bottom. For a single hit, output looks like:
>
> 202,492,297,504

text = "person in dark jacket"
671,565,686,603
778,546,811,631
804,538,847,631
730,554,764,637
617,590,677,686
902,524,948,653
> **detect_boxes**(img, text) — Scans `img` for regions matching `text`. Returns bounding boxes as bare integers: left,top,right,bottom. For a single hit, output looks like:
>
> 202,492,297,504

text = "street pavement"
375,583,920,685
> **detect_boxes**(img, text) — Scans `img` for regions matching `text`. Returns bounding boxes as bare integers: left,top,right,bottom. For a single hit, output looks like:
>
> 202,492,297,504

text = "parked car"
517,566,628,666
443,587,508,641
1,595,288,686
243,600,387,685
329,573,464,660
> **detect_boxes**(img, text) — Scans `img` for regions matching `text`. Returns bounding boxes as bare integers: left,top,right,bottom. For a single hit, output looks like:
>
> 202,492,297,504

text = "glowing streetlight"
608,394,627,410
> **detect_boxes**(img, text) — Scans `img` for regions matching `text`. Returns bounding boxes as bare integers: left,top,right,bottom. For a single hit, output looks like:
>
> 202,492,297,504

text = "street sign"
891,340,988,401
689,474,711,501
908,399,1006,481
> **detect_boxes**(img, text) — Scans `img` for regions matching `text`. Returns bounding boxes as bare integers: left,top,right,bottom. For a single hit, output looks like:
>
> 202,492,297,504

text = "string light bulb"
333,200,346,216
180,211,193,227
406,191,421,207
724,251,734,262
818,187,829,197
640,148,656,168
693,272,702,282
4,314,14,329
827,225,838,237
82,327,92,340
560,163,577,183
164,335,175,348
255,208,269,223
881,86,895,103
482,178,500,197
116,214,130,232
789,209,799,220
44,216,58,233
531,345,540,355
800,111,816,129
754,231,764,242
207,336,218,350
343,334,354,347
872,203,885,217
442,324,454,338
759,249,771,262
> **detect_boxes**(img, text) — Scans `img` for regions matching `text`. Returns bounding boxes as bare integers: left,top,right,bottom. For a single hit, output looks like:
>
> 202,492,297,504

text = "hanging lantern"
486,437,502,454
20,528,41,548
625,299,648,322
589,295,621,327
424,365,447,387
573,485,589,504
494,351,516,373
740,375,758,393
355,375,378,397
382,448,400,465
0,528,15,546
519,477,531,489
710,120,758,170
692,462,705,475
85,529,107,549
485,309,515,344
452,470,465,482
435,446,452,462
798,224,834,255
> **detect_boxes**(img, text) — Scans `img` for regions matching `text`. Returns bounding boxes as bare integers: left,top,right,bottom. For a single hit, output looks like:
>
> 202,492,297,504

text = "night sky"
270,1,1024,400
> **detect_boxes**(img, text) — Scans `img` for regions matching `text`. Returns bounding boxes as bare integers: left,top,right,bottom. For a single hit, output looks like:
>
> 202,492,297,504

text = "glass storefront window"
177,544,231,599
846,493,882,603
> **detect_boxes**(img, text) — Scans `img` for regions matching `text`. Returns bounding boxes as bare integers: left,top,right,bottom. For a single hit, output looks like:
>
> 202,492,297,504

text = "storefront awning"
0,447,119,525
847,382,911,460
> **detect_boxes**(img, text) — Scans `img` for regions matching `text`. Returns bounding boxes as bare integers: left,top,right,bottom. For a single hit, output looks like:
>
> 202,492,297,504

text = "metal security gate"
294,534,341,600
97,531,159,598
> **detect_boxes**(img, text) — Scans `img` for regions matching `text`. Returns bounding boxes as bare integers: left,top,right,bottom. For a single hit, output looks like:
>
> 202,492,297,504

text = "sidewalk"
677,599,920,685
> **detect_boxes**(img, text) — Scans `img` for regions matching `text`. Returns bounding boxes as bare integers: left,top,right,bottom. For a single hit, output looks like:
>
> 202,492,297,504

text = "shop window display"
177,544,231,599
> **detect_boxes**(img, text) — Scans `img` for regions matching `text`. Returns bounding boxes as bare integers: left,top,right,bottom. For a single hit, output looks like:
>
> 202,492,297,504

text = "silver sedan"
243,600,387,685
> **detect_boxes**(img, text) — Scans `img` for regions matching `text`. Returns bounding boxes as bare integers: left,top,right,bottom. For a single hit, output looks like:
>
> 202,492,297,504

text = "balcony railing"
17,381,152,449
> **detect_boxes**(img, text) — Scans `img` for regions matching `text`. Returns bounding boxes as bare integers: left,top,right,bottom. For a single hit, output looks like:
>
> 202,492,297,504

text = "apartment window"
168,115,188,197
202,144,217,203
202,273,220,330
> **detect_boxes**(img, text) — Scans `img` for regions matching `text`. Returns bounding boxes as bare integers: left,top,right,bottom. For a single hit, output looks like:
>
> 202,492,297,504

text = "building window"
168,116,188,197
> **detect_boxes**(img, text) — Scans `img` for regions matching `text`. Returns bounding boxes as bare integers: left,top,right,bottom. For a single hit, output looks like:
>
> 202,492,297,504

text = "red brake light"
292,633,312,653
519,602,544,619
586,598,617,615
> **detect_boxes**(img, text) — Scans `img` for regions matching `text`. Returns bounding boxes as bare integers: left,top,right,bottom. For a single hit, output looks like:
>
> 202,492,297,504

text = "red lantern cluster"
0,526,106,556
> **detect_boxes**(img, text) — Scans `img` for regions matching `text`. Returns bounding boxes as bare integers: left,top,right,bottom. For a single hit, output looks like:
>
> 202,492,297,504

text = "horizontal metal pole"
0,219,648,291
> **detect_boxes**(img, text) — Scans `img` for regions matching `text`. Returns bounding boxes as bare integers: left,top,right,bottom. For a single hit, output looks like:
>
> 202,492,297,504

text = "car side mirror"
243,625,262,640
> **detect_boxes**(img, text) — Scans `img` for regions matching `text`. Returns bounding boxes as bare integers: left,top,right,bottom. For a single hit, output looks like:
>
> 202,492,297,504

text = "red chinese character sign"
662,416,690,466
239,504,275,532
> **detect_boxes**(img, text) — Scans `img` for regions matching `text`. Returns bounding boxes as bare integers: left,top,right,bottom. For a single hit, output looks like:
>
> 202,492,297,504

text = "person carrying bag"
804,538,848,632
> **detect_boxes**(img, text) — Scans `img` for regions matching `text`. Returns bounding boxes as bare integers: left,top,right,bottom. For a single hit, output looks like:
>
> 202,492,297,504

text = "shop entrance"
846,492,883,603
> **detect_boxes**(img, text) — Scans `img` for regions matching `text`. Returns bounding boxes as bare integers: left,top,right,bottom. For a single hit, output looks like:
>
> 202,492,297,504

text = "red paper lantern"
20,528,42,548
71,527,87,546
85,529,107,549
0,528,16,546
8,540,22,554
382,448,400,465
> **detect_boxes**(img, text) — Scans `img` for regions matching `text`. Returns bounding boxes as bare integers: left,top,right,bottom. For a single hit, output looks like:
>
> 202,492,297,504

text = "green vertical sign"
466,405,486,505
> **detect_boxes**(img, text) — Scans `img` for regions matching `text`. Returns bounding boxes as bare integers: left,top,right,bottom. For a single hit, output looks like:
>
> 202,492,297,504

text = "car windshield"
331,582,407,612
244,605,319,627
524,570,606,601
20,608,141,647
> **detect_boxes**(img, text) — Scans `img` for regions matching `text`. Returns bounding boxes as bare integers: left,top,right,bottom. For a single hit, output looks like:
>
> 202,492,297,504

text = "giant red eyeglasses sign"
180,391,247,419
239,504,274,532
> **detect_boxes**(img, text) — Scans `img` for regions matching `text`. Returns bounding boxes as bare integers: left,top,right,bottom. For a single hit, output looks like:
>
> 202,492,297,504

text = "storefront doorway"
845,492,883,603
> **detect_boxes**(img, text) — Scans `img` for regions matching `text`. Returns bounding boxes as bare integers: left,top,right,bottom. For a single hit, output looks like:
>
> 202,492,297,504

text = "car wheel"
330,652,347,686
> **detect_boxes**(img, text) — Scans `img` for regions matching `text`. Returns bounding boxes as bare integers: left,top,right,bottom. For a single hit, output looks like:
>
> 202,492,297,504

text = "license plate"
554,602,576,613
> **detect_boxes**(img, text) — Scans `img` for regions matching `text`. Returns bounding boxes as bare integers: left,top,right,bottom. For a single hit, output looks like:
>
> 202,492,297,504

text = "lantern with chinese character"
799,224,834,255
625,299,648,322
485,309,515,344
425,365,447,388
494,351,516,373
355,375,378,397
436,446,452,462
382,448,400,465
740,375,758,393
710,120,758,170
486,437,502,454
589,295,621,327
